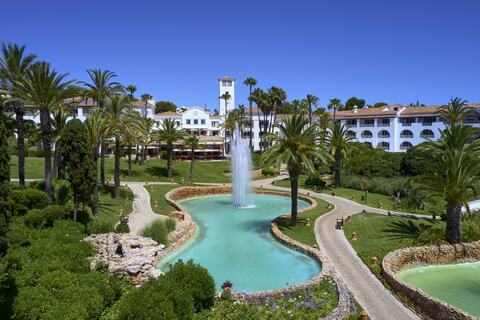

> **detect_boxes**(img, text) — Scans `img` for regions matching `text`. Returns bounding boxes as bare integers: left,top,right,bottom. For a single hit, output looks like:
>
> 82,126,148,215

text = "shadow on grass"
144,166,180,179
382,219,442,242
277,217,308,231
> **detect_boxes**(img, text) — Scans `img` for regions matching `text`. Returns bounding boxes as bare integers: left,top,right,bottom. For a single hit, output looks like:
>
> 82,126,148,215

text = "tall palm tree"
315,107,331,133
305,94,319,124
290,99,302,114
0,43,36,187
326,121,356,187
139,116,155,164
158,118,184,178
84,107,107,216
250,88,269,150
126,84,137,100
220,109,243,154
140,93,153,118
51,103,72,179
14,62,75,204
267,87,287,134
435,97,475,125
103,95,134,199
416,124,480,244
220,92,232,114
184,135,200,184
260,115,328,226
80,69,123,185
243,77,257,150
327,98,342,120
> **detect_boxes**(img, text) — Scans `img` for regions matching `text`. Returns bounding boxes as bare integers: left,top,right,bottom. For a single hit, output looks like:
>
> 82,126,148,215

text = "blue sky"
1,0,479,111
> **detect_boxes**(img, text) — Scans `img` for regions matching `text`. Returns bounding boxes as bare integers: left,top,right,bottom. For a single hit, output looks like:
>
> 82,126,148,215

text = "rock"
128,240,141,248
150,268,163,278
126,265,140,275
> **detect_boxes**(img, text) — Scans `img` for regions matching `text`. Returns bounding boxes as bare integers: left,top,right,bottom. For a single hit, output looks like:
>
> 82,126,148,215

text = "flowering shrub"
195,277,338,320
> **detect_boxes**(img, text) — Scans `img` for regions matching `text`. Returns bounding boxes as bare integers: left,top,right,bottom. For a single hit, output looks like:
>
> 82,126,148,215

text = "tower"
218,76,235,115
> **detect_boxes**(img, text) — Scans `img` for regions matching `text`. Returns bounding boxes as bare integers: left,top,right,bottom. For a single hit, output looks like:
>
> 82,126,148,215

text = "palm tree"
158,118,184,178
243,77,257,150
80,69,124,185
51,103,72,179
416,124,480,244
0,43,36,187
327,98,342,120
220,109,243,154
267,87,287,134
220,92,232,114
141,93,153,118
315,108,331,133
103,95,134,199
260,115,328,226
126,84,137,100
139,116,155,164
435,97,475,125
305,94,319,124
326,121,356,188
184,135,200,184
14,62,75,204
84,108,107,216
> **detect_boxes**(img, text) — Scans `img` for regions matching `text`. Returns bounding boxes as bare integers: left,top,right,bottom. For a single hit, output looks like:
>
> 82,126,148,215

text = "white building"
334,104,480,152
218,76,235,115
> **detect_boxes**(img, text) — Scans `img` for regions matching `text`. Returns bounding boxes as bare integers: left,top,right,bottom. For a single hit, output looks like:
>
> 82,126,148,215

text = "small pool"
398,261,480,317
157,194,321,292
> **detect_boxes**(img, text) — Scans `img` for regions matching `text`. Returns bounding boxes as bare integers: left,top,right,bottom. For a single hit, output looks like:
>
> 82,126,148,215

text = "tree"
435,97,475,125
0,119,10,255
416,124,480,244
267,87,287,134
0,43,36,187
372,102,388,108
80,69,123,186
344,96,365,110
243,77,257,150
155,101,177,113
220,92,231,114
400,142,438,176
51,103,72,179
314,108,331,133
126,84,137,100
103,95,134,199
304,94,318,124
158,118,184,178
260,115,328,226
250,88,268,150
140,93,153,118
327,98,343,120
138,117,156,165
326,121,356,187
84,108,107,216
58,119,96,221
184,135,200,184
14,62,75,204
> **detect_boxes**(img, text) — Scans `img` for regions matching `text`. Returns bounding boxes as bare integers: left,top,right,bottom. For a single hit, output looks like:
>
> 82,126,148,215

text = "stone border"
162,185,353,319
382,241,480,320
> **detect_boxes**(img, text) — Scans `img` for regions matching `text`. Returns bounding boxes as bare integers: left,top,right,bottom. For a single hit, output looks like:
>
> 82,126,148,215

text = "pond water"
157,194,321,292
398,261,480,317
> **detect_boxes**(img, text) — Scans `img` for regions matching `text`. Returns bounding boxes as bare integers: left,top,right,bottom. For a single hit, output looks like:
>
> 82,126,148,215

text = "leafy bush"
400,142,438,177
141,219,176,245
8,188,48,216
24,205,66,228
461,213,480,243
345,149,403,178
261,165,279,177
115,223,130,234
86,219,115,234
27,149,45,157
304,173,326,188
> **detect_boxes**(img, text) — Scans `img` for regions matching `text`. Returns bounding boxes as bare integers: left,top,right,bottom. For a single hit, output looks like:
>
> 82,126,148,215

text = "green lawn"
95,185,134,227
343,212,444,278
9,156,232,183
277,197,331,246
146,184,179,215
275,176,412,213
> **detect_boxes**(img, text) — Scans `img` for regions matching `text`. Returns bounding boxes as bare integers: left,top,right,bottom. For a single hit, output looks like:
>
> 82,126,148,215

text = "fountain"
231,124,252,207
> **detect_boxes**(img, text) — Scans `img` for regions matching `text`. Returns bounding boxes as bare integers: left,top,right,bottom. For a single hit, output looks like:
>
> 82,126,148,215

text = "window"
400,117,415,126
347,130,356,138
186,119,191,125
400,130,413,138
420,129,434,139
176,121,180,126
378,130,390,138
211,121,218,127
194,119,198,125
346,119,357,126
420,117,436,125
361,130,373,138
377,141,390,150
222,81,232,87
201,119,206,125
400,141,413,150
360,119,374,127
378,118,390,126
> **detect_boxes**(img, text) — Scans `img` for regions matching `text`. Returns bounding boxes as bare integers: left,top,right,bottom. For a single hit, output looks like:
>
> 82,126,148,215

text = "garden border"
162,185,353,319
382,241,480,320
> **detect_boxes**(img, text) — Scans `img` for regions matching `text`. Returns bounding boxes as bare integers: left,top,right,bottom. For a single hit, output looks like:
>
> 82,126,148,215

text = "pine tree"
58,119,96,222
0,119,10,255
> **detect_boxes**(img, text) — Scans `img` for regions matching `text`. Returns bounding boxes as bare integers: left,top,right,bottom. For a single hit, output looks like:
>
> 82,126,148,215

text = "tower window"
222,81,232,87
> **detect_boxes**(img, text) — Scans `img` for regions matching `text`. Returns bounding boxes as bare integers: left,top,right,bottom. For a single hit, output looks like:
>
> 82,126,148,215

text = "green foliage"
141,218,176,245
155,100,177,113
304,172,326,188
372,102,388,108
0,119,10,255
261,165,279,177
7,188,48,215
86,219,115,234
343,96,365,110
400,142,438,176
461,213,480,243
345,149,403,178
114,223,130,234
26,149,44,157
24,205,66,228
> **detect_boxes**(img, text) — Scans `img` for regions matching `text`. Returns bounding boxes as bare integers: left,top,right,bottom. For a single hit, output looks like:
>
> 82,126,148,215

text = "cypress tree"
58,119,96,222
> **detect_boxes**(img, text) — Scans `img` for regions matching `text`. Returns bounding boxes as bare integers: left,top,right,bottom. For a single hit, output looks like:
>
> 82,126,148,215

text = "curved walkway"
253,178,420,320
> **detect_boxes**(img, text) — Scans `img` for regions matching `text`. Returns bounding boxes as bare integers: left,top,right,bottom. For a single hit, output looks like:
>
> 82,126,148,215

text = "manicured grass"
145,184,179,215
342,212,444,278
97,185,134,227
9,156,232,183
277,197,331,246
275,176,409,213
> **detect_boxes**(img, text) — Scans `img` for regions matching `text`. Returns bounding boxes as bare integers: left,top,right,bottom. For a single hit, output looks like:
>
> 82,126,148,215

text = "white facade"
218,76,235,115
154,107,223,137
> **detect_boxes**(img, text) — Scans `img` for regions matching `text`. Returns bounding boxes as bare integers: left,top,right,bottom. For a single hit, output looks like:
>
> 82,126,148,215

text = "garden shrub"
400,142,438,176
115,223,130,234
345,149,403,178
161,260,215,312
86,219,115,234
261,165,279,177
141,219,176,245
27,149,45,157
304,172,326,188
461,213,480,243
23,209,45,228
24,205,66,228
7,188,48,216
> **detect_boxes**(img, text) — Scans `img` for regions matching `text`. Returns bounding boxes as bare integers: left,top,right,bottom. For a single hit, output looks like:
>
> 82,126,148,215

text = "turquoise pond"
157,194,321,292
398,261,480,317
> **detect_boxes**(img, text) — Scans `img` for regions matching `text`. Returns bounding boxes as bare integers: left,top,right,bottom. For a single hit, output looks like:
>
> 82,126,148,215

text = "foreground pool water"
398,261,480,316
157,194,321,292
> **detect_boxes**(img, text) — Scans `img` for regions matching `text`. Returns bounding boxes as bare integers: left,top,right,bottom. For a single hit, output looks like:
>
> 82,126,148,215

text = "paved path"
253,178,420,320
